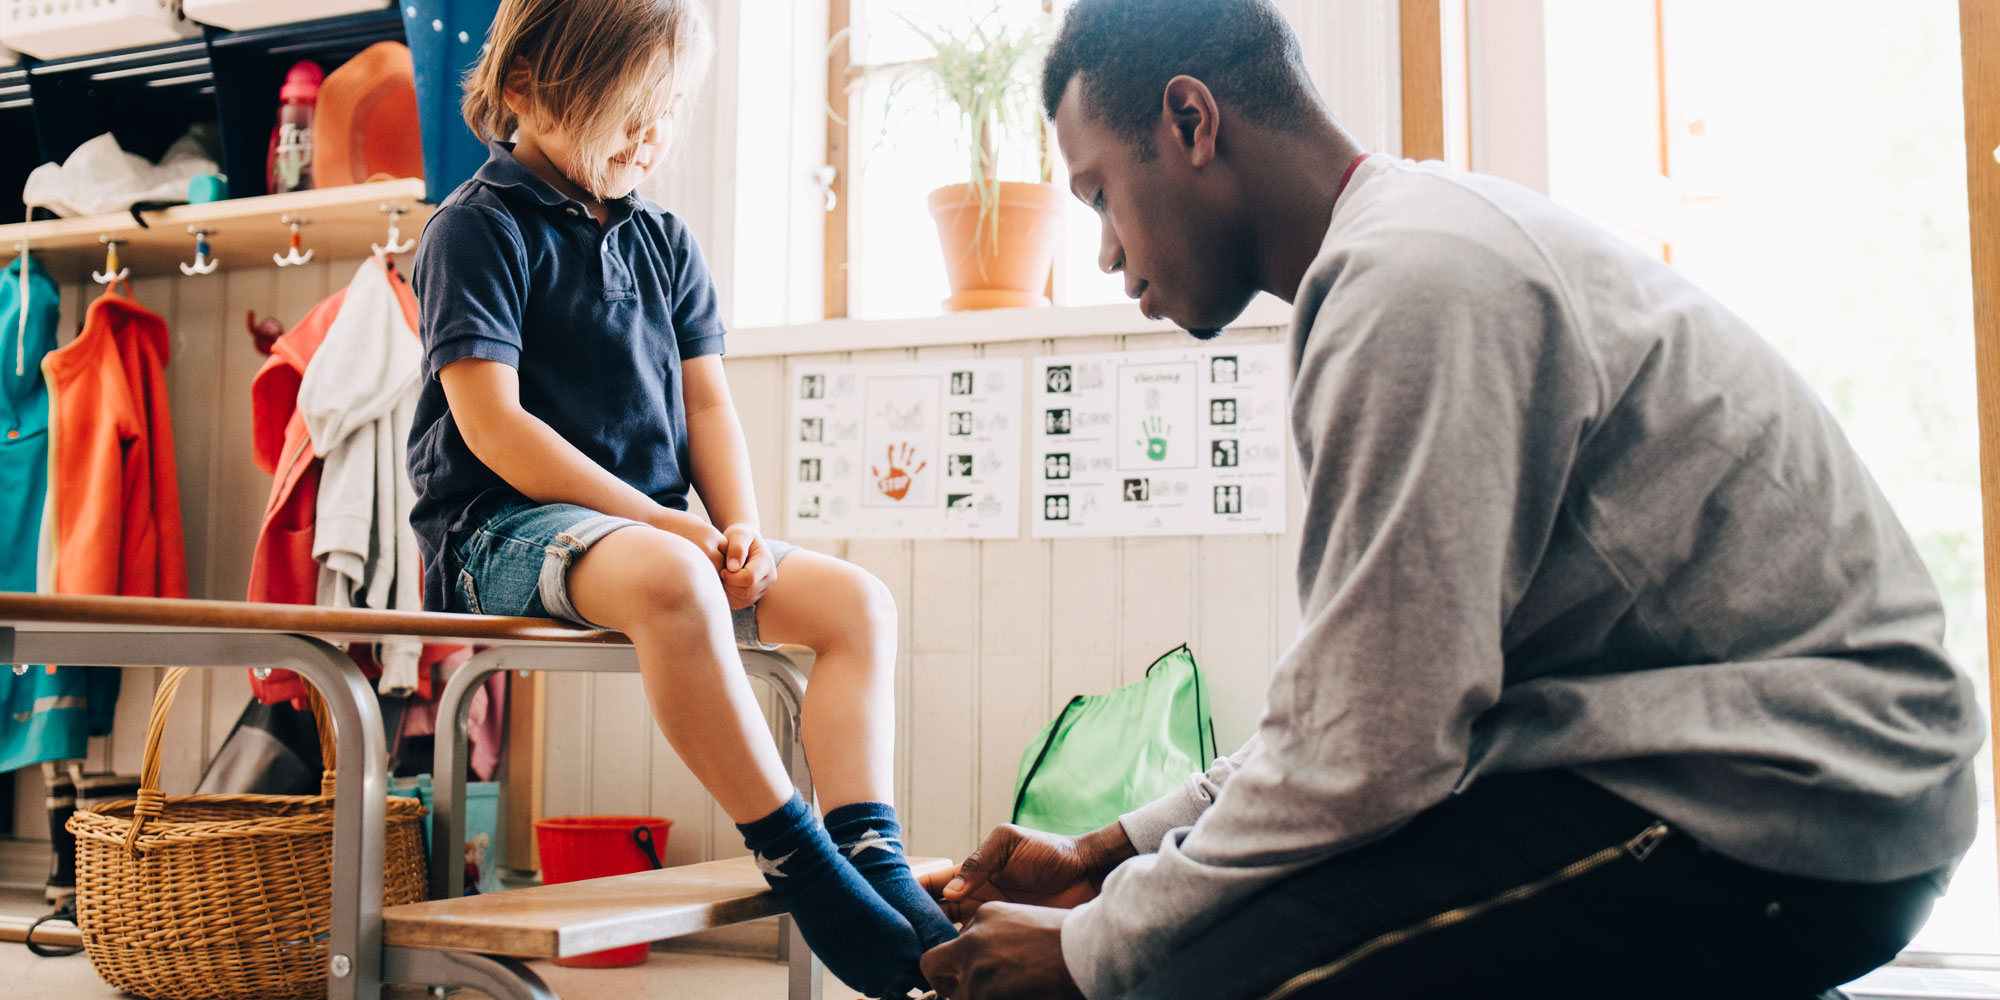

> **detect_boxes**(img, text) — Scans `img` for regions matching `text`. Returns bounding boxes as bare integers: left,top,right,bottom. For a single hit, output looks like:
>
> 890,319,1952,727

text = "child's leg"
754,551,959,950
746,550,898,810
566,525,792,822
566,527,925,997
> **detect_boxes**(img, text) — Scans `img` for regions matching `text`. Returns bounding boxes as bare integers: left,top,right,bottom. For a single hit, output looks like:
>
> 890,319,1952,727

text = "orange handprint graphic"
871,443,927,501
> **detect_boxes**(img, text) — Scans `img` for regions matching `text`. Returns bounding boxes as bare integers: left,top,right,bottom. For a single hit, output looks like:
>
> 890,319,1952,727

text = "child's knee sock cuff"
736,792,812,843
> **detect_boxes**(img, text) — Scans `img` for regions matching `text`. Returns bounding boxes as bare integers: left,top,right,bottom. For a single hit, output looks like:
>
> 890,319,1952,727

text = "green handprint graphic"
1138,416,1170,462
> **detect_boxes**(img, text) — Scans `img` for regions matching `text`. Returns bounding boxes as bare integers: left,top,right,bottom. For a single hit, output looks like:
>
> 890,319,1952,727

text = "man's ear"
1162,75,1220,168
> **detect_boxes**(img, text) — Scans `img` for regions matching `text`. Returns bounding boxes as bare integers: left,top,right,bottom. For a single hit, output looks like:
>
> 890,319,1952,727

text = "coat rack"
0,179,432,283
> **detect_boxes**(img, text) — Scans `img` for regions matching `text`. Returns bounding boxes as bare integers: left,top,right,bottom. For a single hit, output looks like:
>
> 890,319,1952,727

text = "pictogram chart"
787,359,1024,539
1031,344,1287,538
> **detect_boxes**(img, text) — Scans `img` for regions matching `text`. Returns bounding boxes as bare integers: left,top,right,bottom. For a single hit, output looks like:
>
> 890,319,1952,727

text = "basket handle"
125,667,187,852
126,668,343,852
307,681,337,798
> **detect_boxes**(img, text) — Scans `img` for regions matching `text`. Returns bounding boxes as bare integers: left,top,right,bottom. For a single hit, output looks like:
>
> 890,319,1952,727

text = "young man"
918,1,1984,998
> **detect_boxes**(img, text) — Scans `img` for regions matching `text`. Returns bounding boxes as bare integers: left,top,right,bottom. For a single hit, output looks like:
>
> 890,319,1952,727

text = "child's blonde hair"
463,0,712,192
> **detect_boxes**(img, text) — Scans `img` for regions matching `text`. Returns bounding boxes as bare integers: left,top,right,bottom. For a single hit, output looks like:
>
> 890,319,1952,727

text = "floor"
0,887,866,1000
3,886,1998,1000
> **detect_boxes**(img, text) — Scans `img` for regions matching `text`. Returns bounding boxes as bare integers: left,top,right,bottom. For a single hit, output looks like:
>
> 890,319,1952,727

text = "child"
404,1,954,995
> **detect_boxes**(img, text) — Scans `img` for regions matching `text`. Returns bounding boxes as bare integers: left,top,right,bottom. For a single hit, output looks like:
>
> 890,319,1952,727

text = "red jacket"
43,289,187,600
247,288,344,609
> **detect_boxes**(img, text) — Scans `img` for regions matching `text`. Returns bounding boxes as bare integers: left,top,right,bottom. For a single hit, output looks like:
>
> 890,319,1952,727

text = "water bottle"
267,61,324,194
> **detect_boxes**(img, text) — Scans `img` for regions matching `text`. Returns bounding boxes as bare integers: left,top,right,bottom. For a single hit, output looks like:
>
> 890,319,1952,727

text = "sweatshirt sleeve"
1117,733,1265,854
1060,230,1598,999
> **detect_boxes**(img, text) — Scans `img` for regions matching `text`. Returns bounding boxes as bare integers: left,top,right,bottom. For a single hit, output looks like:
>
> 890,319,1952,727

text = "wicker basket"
67,667,428,1000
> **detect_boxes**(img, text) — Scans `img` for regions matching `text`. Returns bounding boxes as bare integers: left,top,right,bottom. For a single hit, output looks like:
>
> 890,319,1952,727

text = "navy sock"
738,794,925,998
824,802,959,952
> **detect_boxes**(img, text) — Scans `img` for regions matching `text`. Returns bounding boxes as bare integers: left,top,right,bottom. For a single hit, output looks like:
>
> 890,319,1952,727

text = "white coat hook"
179,227,219,276
92,236,130,284
813,165,838,212
274,216,315,267
372,203,415,258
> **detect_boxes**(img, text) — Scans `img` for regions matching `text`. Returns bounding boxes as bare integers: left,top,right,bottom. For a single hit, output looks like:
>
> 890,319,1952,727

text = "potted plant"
841,3,1063,311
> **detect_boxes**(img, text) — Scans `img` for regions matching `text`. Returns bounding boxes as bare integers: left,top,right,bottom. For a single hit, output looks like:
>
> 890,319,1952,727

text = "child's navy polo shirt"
406,141,727,612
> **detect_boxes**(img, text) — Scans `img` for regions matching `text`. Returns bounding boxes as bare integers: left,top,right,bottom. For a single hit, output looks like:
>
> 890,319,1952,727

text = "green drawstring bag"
1010,644,1218,836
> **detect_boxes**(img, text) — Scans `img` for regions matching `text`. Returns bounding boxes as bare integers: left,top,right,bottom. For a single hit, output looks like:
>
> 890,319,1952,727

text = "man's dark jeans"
1125,770,1949,1000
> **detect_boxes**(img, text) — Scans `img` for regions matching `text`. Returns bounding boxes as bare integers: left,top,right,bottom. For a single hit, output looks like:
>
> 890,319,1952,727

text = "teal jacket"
0,257,117,771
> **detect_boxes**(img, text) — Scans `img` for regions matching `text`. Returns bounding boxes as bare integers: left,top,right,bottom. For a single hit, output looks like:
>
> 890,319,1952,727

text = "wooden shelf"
0,178,433,284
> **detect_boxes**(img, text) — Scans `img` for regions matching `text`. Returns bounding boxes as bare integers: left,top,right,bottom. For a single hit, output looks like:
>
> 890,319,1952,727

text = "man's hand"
920,902,1080,1000
937,822,1137,923
719,524,777,610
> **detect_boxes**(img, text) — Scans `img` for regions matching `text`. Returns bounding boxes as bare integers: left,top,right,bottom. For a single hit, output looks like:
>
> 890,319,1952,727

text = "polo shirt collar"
474,140,645,218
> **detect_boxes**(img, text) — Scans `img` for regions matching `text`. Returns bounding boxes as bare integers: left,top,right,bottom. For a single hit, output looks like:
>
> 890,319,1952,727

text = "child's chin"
594,167,649,200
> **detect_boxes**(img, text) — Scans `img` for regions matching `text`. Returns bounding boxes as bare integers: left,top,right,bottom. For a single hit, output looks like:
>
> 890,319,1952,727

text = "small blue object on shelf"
389,773,505,894
187,174,229,204
399,0,501,204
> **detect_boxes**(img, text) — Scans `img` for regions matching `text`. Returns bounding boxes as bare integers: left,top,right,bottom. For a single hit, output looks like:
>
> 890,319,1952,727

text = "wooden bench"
0,593,851,1000
383,854,952,981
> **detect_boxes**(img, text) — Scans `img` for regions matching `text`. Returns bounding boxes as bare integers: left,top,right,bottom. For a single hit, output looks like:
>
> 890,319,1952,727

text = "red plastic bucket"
534,815,673,967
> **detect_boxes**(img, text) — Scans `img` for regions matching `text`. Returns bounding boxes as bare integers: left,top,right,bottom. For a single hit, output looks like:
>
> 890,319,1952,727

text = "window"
1534,0,1992,953
710,0,1387,327
838,0,1126,319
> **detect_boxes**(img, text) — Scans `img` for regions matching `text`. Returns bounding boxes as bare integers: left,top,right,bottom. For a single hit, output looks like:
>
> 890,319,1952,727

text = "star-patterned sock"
825,802,959,951
737,793,926,998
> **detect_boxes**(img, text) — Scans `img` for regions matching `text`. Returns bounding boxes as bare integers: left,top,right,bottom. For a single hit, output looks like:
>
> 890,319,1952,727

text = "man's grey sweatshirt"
1059,155,1984,999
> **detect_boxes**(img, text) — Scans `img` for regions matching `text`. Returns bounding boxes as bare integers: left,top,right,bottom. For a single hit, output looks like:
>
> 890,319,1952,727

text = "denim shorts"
448,495,798,648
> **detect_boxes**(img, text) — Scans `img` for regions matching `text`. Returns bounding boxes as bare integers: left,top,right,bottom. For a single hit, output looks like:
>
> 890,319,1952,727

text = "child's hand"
720,524,777,610
645,508,726,573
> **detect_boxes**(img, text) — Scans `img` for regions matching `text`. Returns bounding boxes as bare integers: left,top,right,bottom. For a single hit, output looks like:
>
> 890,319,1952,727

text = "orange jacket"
42,288,187,601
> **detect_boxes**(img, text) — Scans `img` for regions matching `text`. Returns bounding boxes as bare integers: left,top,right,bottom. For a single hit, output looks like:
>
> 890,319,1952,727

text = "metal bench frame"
0,594,824,1000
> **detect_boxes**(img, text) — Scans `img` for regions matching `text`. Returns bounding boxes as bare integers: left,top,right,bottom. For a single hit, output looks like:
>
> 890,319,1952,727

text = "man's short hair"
1041,0,1324,157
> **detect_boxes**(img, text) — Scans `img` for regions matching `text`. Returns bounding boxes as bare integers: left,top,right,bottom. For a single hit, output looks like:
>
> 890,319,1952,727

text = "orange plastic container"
533,815,672,967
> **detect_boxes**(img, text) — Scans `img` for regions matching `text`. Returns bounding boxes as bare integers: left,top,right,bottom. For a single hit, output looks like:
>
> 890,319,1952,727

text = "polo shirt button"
566,208,580,216
5,429,16,440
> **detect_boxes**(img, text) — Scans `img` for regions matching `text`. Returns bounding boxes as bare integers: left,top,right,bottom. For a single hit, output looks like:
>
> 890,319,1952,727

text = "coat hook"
180,227,219,276
813,165,838,212
372,203,416,259
246,310,284,355
92,235,130,284
274,216,314,267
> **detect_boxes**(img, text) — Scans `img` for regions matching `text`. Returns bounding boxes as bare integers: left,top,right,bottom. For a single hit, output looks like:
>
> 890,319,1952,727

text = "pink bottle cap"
280,61,325,103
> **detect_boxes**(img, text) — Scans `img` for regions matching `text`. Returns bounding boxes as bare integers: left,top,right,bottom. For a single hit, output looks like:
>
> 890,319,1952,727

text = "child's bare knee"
852,570,897,640
818,566,896,655
633,531,723,607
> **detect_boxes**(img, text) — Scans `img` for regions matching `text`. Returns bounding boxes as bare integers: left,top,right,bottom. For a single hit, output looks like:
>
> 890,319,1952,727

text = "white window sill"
726,294,1297,359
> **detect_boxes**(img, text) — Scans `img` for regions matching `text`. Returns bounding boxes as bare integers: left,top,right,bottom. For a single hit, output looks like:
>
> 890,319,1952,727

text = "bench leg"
785,916,825,1000
436,646,826,998
5,630,389,1000
435,645,818,900
740,649,826,1000
383,946,557,1000
433,650,512,901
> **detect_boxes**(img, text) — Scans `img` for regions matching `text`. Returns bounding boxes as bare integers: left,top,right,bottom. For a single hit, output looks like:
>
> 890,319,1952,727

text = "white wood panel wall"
7,268,1303,867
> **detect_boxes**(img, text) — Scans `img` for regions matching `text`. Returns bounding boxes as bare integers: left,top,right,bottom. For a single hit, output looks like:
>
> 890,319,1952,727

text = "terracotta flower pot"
926,180,1065,311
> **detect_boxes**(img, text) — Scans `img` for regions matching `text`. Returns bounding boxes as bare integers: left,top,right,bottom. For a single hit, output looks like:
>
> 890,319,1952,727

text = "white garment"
297,259,425,695
22,129,220,218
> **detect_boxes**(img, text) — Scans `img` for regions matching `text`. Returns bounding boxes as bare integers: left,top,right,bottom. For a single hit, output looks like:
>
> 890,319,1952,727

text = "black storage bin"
23,38,222,187
0,64,36,226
